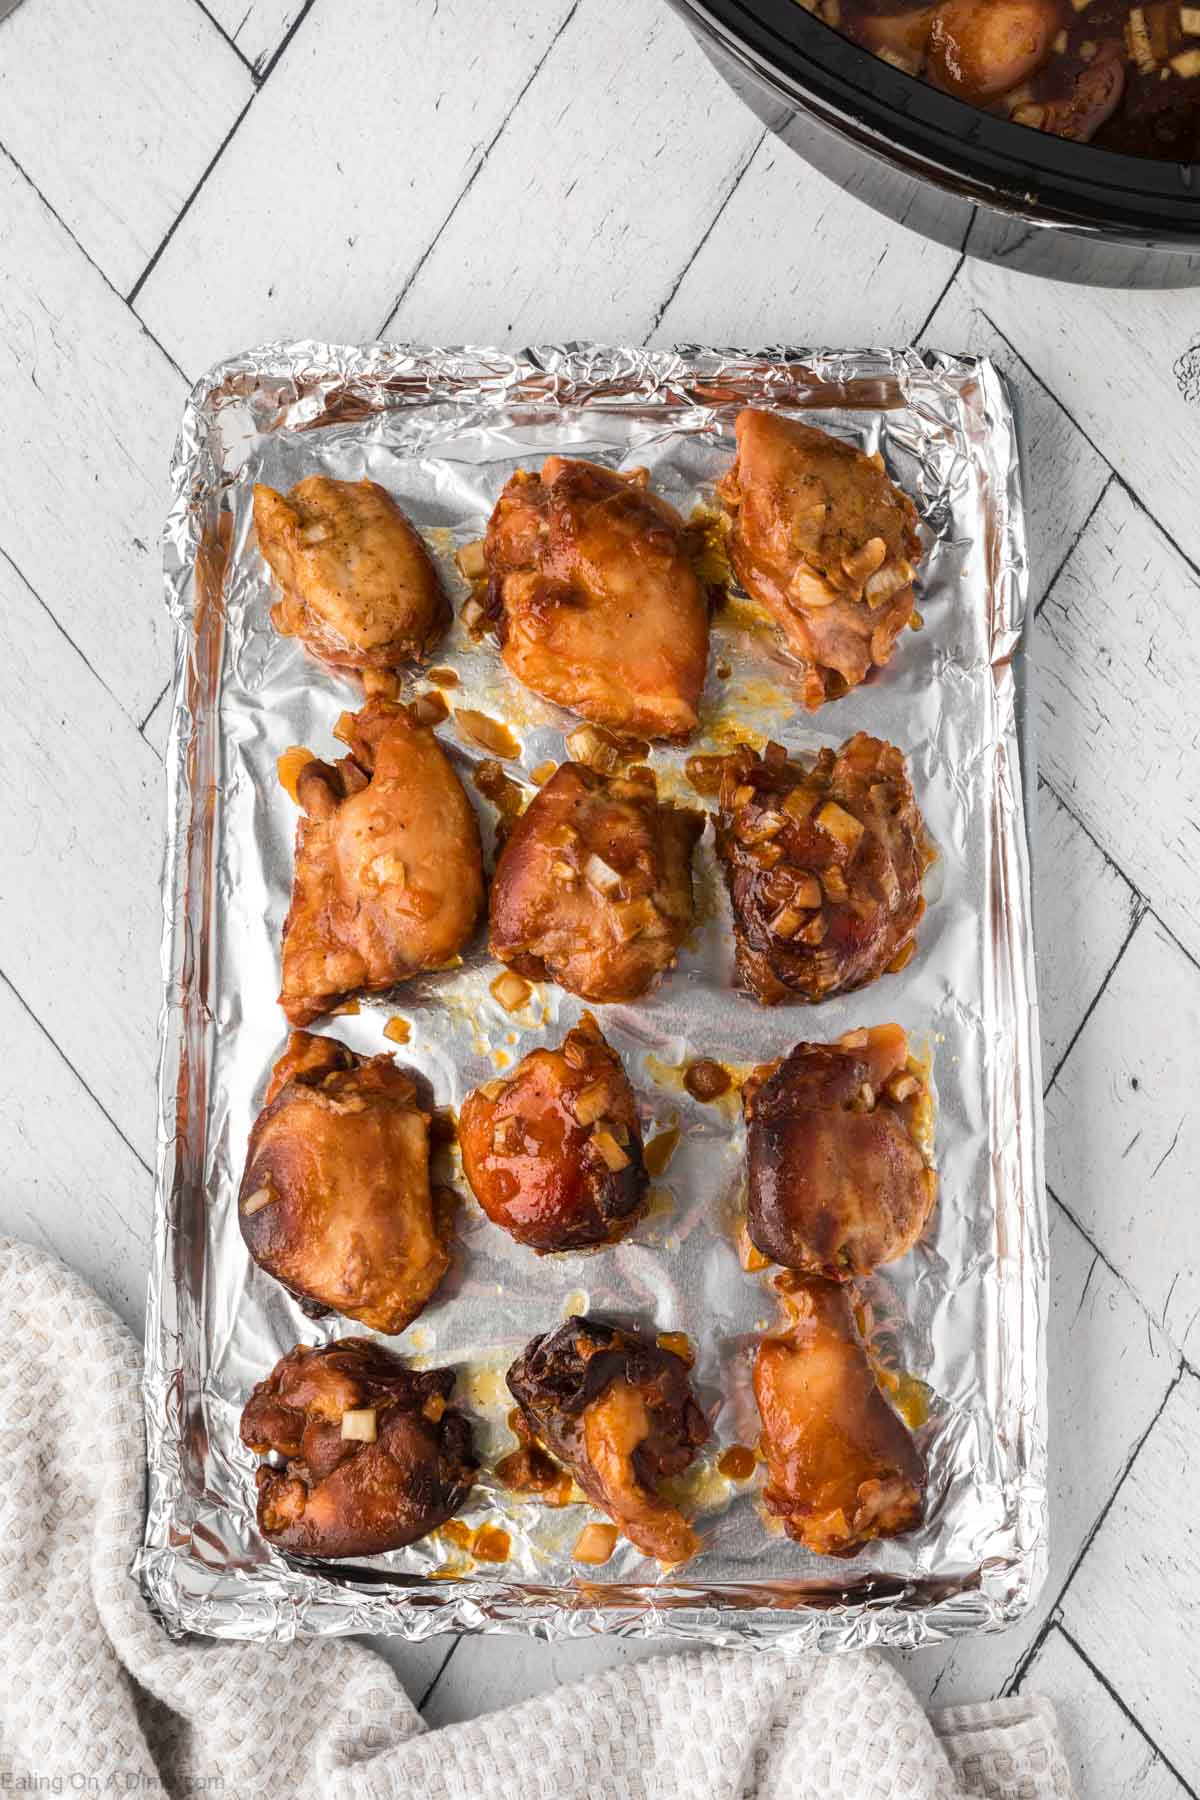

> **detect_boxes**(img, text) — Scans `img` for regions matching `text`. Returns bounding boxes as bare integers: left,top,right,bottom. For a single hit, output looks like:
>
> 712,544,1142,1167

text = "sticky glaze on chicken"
241,1338,476,1558
718,410,921,708
754,1276,924,1557
489,761,704,1003
279,698,484,1027
481,457,711,742
459,1013,648,1252
507,1317,709,1563
714,735,932,1005
239,1031,452,1333
744,1025,936,1278
254,476,448,675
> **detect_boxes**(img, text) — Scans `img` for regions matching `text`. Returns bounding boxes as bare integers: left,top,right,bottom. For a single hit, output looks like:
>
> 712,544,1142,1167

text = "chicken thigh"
754,1276,924,1557
239,1031,452,1334
714,735,933,1004
241,1338,476,1558
744,1024,936,1278
481,457,711,741
254,476,448,675
459,1013,648,1252
279,698,485,1027
719,410,921,707
927,0,1061,100
489,762,703,1003
507,1317,709,1564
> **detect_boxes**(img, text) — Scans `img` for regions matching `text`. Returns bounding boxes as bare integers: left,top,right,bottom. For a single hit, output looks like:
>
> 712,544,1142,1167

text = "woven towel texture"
0,1239,1075,1800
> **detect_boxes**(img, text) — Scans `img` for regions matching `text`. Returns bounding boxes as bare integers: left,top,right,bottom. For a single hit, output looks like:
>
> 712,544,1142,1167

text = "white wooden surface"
1,3,1197,1793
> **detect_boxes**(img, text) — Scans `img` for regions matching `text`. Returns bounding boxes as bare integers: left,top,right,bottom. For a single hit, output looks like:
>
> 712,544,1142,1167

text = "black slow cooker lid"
680,0,1200,239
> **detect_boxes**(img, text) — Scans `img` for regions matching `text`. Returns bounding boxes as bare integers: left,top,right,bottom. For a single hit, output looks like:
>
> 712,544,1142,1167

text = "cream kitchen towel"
0,1238,1074,1799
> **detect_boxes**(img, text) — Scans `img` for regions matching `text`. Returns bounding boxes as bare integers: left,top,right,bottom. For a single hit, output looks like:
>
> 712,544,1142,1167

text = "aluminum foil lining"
137,343,1046,1651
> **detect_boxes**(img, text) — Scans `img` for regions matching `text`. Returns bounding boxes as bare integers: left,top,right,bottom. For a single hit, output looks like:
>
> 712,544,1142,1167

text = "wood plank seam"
255,0,319,83
0,970,154,1181
1005,1365,1184,1694
911,248,969,346
643,126,770,340
1048,1624,1200,1800
0,138,190,387
127,97,255,308
1042,896,1147,1095
0,541,131,724
139,680,172,742
375,0,584,338
1034,474,1114,622
189,0,261,84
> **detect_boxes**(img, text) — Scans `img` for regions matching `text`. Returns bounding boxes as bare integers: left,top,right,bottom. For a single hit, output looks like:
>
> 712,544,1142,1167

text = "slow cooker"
671,0,1200,287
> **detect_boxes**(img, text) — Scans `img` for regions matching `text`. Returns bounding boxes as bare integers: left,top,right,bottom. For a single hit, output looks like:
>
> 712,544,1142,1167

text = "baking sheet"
137,343,1045,1650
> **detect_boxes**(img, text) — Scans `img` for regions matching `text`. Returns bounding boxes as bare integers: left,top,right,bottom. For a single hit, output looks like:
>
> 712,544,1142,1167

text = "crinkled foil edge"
136,343,1046,1648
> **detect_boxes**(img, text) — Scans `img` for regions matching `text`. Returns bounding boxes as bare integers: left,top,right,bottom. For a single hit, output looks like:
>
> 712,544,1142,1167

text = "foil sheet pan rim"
139,340,1047,1648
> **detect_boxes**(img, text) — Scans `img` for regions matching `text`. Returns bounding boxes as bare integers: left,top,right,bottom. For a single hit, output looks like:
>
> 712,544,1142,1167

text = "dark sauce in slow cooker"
801,0,1200,159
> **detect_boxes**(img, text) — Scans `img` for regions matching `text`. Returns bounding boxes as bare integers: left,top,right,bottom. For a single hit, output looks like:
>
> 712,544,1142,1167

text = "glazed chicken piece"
241,1338,476,1558
489,762,704,1003
507,1317,709,1564
1032,40,1125,142
239,1031,452,1333
481,456,711,741
744,1025,936,1278
459,1013,648,1252
279,698,485,1027
754,1276,924,1557
714,735,933,1005
718,410,921,708
254,476,448,675
927,0,1061,101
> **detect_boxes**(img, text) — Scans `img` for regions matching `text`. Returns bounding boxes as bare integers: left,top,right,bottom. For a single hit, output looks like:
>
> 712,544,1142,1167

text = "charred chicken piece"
481,457,711,742
754,1276,924,1557
718,410,921,708
744,1024,936,1278
279,698,485,1027
254,476,448,675
714,735,933,1005
459,1013,648,1252
489,761,703,1003
1031,40,1125,142
927,0,1060,100
241,1338,476,1558
239,1031,452,1334
507,1316,709,1564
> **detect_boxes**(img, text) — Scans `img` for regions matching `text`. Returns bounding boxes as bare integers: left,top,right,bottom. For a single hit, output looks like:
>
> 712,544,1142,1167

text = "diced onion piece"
656,1331,694,1365
612,897,660,942
792,874,824,909
551,859,577,884
573,1522,618,1565
1182,4,1200,29
816,801,865,853
885,1071,921,1103
584,853,623,896
1052,26,1068,49
423,1392,447,1423
771,905,805,941
797,913,827,946
240,1186,275,1216
572,1080,613,1127
492,1117,520,1155
821,866,849,904
864,561,911,609
590,1127,630,1172
490,970,532,1013
455,708,519,758
787,564,838,609
566,724,622,774
838,1028,870,1049
478,1077,508,1102
383,1016,411,1045
1171,44,1200,68
410,689,449,727
1126,7,1157,71
782,785,816,822
456,538,487,580
277,745,315,804
461,596,486,631
341,1408,377,1443
842,535,888,586
1012,102,1047,125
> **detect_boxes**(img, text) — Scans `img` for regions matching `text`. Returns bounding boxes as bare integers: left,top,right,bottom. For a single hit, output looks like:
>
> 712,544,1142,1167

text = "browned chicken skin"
714,735,933,1005
719,410,921,708
928,0,1061,101
744,1025,936,1278
241,1338,476,1558
506,1317,709,1564
754,1277,924,1557
254,476,448,675
489,762,703,1003
279,699,485,1027
482,456,711,741
459,1013,648,1252
239,1031,452,1333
